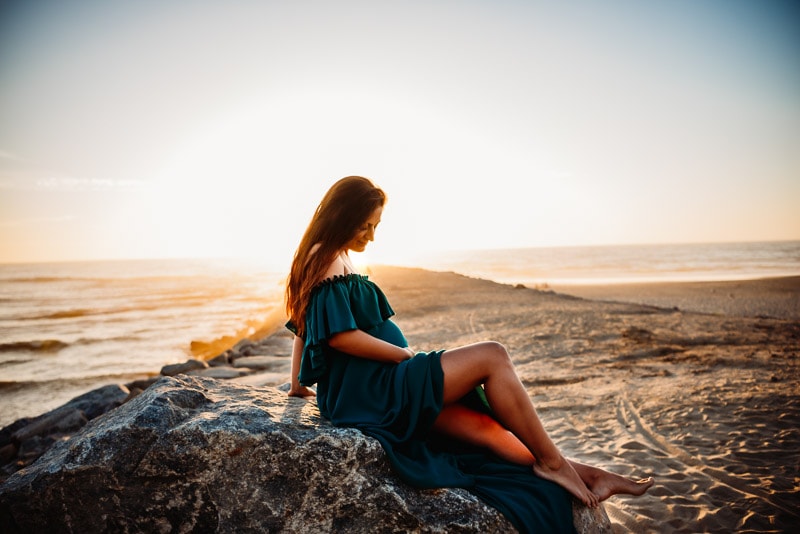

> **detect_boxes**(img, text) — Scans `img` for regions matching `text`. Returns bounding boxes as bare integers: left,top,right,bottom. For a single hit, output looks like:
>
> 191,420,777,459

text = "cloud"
0,152,150,191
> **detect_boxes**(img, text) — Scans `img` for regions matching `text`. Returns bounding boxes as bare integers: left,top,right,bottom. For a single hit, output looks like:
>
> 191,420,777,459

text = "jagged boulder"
0,383,131,478
0,376,611,533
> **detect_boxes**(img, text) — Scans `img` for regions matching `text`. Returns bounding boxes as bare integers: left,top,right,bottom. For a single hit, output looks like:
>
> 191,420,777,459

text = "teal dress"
288,274,576,533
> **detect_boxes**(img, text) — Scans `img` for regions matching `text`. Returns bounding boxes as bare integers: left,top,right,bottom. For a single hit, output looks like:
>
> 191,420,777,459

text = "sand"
6,264,796,532
551,276,800,321
362,266,800,533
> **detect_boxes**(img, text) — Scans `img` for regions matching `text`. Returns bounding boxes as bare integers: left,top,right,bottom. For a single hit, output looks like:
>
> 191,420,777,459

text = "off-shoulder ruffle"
287,274,395,385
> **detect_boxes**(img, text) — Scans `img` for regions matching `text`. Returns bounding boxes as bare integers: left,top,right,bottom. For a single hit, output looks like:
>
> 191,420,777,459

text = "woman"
285,176,652,532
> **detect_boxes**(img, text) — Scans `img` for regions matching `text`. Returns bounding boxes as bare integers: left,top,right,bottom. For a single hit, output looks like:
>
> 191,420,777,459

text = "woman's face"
345,205,383,253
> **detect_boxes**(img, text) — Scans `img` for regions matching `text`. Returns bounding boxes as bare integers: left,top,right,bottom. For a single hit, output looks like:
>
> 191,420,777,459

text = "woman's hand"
288,335,316,398
288,385,316,398
403,347,415,360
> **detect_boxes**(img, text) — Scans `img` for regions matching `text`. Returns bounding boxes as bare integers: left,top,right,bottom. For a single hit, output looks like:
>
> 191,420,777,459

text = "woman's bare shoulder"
320,253,347,282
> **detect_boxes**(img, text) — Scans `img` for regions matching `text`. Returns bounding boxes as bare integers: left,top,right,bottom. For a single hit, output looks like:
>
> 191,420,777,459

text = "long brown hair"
285,176,386,334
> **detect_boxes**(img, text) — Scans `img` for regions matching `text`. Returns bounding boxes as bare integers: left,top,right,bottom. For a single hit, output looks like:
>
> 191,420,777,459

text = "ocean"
0,258,287,425
2,240,798,426
415,240,800,287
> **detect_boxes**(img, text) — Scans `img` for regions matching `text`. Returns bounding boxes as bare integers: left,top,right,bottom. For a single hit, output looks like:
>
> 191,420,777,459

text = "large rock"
0,383,131,478
0,376,611,533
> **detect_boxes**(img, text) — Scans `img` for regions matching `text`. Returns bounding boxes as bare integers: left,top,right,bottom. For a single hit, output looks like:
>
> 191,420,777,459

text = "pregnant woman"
285,176,653,533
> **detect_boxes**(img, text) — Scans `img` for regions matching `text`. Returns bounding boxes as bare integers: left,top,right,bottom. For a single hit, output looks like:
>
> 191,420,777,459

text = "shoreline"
2,269,797,426
3,266,798,532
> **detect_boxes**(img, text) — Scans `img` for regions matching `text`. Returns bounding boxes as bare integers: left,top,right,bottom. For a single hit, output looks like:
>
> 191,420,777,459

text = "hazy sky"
1,0,798,265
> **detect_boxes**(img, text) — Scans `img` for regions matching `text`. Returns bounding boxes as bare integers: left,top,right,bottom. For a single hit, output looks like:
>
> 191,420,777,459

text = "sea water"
413,240,800,287
1,241,798,426
0,258,287,425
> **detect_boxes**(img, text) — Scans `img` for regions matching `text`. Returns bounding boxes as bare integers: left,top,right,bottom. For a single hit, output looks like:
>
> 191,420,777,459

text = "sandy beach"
362,266,799,533
3,265,797,532
551,276,800,321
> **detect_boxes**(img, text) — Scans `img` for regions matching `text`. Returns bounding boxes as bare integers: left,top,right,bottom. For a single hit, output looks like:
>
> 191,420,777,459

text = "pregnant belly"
369,319,407,347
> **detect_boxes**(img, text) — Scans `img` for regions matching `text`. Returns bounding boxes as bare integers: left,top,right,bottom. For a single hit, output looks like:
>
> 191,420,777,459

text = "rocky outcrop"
165,333,295,381
0,333,292,485
0,383,131,480
0,376,611,533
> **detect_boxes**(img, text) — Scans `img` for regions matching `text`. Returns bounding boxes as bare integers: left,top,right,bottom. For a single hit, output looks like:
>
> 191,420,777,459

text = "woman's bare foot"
569,460,654,501
590,474,654,501
533,456,599,508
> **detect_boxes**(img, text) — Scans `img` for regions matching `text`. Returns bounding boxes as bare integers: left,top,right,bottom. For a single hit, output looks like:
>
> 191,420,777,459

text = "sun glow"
144,86,523,264
1,1,797,264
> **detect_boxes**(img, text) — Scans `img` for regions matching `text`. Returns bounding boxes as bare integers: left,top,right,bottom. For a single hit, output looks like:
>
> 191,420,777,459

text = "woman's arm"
288,335,315,397
328,329,414,364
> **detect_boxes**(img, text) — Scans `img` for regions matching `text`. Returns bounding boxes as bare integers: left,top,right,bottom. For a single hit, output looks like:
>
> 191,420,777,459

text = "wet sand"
364,266,800,533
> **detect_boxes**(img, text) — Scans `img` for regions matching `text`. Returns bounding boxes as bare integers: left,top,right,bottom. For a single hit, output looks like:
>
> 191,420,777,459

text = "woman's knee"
440,341,513,397
476,341,512,367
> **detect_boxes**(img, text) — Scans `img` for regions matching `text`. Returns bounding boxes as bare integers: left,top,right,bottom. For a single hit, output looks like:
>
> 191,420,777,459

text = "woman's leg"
433,404,654,501
438,342,599,507
433,403,535,465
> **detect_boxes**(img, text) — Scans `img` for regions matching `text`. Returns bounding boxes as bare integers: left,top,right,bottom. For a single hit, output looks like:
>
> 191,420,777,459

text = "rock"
231,372,292,388
0,384,129,482
56,383,130,421
125,377,159,391
207,352,232,367
252,334,294,356
160,359,208,376
0,376,611,533
574,506,613,534
11,408,86,443
231,355,288,370
0,445,15,465
123,377,160,402
232,338,254,352
187,367,250,379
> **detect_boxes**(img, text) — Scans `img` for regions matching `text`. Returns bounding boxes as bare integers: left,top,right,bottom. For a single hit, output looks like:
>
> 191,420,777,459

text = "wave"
0,335,146,353
3,275,211,284
31,308,96,320
2,276,80,283
0,372,154,391
189,306,287,359
0,358,33,367
24,307,161,320
21,295,245,321
3,273,264,285
0,339,68,353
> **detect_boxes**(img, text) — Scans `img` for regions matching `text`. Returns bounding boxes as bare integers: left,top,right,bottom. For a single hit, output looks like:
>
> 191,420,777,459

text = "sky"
1,0,798,266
